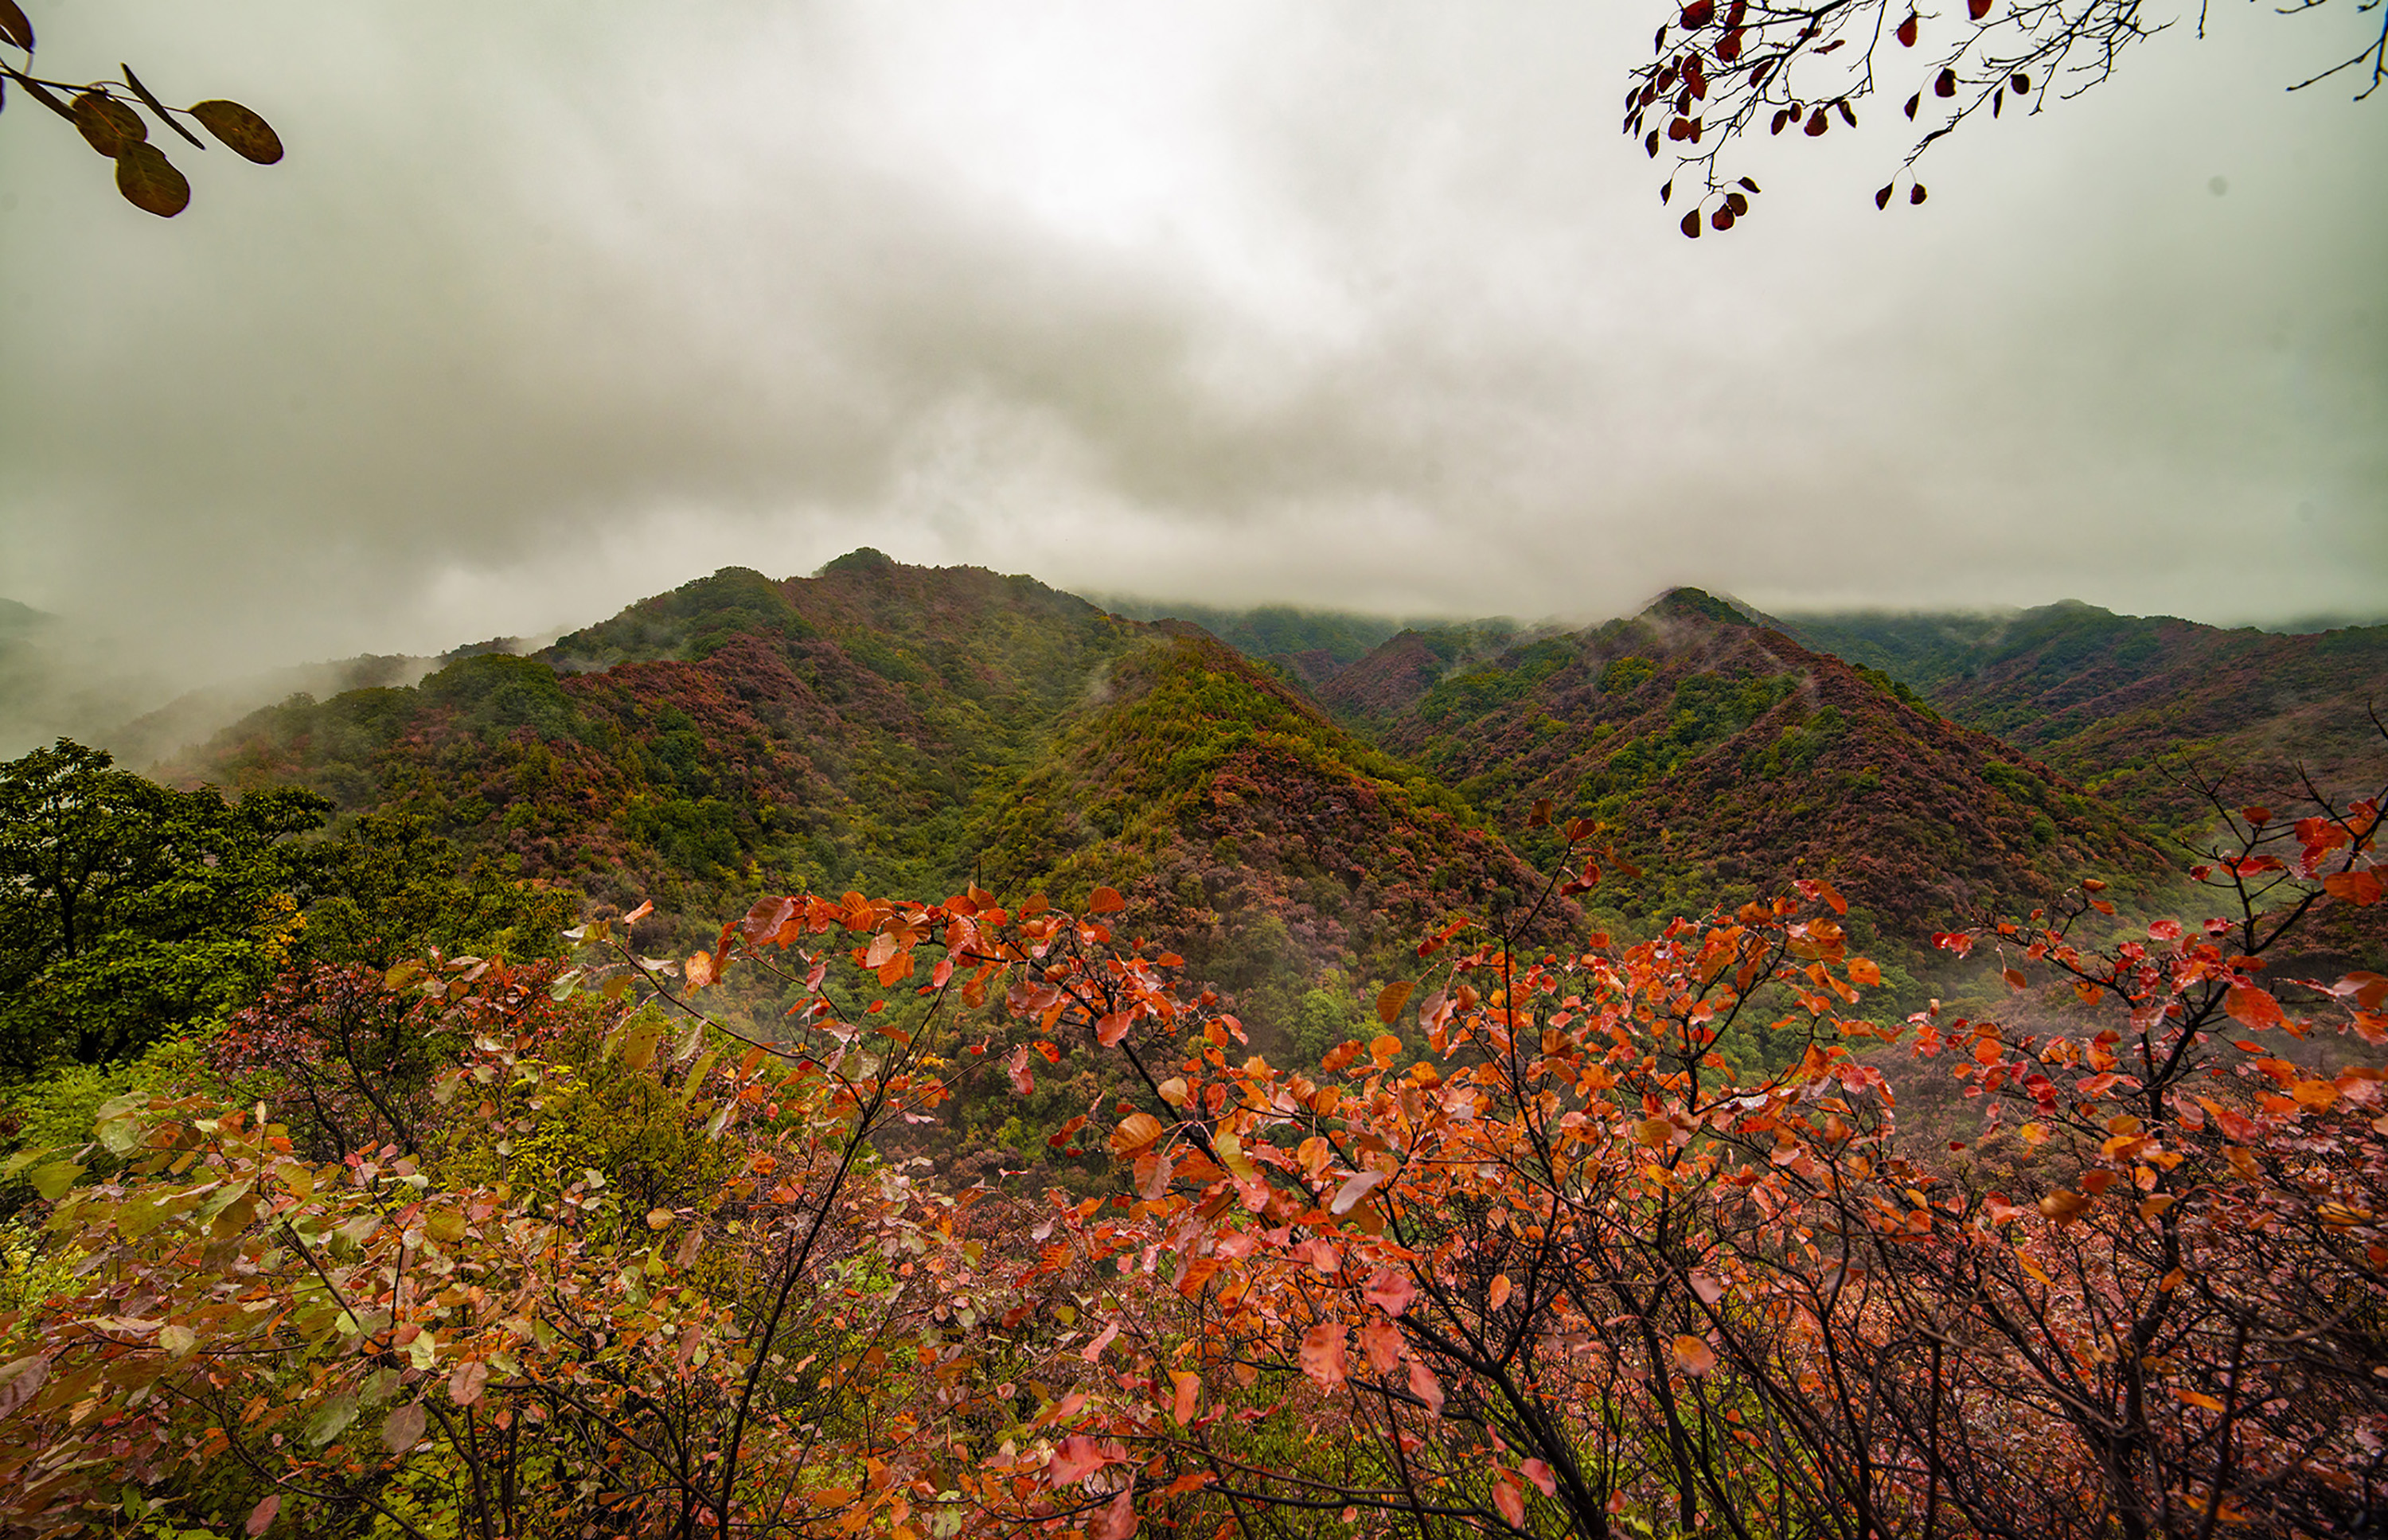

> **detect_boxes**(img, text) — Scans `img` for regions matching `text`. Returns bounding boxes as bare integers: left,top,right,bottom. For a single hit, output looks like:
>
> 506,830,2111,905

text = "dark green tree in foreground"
0,741,327,1070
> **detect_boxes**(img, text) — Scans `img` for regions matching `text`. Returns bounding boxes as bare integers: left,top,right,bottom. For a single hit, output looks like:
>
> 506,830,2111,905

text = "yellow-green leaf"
28,1161,81,1202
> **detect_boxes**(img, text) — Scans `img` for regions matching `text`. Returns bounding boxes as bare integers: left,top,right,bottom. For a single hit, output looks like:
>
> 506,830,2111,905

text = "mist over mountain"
37,553,2337,1048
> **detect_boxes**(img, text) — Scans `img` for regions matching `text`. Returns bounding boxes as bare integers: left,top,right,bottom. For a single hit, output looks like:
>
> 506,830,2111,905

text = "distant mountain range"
14,555,2378,1039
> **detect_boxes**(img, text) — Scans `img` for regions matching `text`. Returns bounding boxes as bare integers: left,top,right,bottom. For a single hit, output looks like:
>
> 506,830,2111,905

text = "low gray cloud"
0,0,2380,708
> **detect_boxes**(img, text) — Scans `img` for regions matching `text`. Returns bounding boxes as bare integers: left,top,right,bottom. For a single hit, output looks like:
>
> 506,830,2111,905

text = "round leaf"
191,99,283,163
114,142,190,216
72,91,145,157
381,1400,428,1453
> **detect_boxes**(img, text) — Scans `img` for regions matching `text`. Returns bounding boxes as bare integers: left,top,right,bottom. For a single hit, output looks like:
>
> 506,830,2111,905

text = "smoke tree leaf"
113,141,189,216
190,99,283,163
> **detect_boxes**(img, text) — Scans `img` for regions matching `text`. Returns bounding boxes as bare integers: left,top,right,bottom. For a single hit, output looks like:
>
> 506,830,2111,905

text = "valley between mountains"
6,552,2386,1538
154,549,2386,1051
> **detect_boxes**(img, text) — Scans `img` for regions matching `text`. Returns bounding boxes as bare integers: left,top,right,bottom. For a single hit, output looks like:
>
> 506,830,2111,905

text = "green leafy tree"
300,808,577,971
0,740,329,1070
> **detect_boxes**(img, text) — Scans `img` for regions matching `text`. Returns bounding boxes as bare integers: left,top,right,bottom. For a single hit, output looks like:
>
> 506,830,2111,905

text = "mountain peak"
1641,587,1756,628
817,548,897,577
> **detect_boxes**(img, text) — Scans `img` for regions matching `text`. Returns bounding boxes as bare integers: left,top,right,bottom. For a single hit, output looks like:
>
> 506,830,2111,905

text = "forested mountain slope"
170,554,1157,925
1774,601,2388,836
1327,589,2177,960
974,630,1560,1021
168,556,1555,1038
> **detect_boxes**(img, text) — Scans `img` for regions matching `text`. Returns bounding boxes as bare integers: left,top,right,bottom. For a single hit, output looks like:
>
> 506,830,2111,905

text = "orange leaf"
1049,1434,1108,1486
1672,1335,1718,1376
1493,1476,1525,1526
1301,1322,1348,1389
2039,1189,2090,1224
1094,1488,1137,1540
1488,1273,1512,1311
2226,986,2284,1031
1171,1370,1200,1424
2324,870,2383,906
1365,1266,1416,1317
1376,981,1415,1024
1090,886,1126,914
1110,1113,1165,1155
1407,1355,1445,1415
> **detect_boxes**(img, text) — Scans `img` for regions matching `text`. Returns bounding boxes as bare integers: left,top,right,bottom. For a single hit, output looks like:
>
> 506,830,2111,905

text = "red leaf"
246,1495,282,1538
1366,1266,1416,1317
1876,185,1894,210
1969,0,1992,15
1301,1322,1349,1389
1805,107,1829,135
1681,0,1717,25
1093,1487,1137,1540
1408,1356,1446,1414
1049,1433,1109,1486
2325,870,2384,906
1896,13,1918,45
1171,1370,1200,1425
1909,183,1928,204
1682,209,1703,238
1522,1459,1558,1498
1936,67,1958,97
1493,1476,1526,1526
2226,985,2285,1031
1357,1317,1404,1373
1007,1046,1036,1095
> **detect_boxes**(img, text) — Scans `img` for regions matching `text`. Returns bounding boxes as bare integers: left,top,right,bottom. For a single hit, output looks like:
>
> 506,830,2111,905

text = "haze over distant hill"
21,555,2377,1034
1320,589,2177,968
1766,602,2388,837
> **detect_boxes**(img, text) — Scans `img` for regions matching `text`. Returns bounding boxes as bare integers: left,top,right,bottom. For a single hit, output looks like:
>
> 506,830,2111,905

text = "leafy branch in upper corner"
1625,0,2386,234
0,0,280,218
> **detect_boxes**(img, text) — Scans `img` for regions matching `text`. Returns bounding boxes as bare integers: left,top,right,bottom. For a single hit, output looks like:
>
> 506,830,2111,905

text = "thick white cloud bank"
1,0,2382,688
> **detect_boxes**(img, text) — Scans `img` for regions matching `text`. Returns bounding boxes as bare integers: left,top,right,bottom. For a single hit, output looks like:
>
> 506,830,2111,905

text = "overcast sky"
2,0,2382,688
